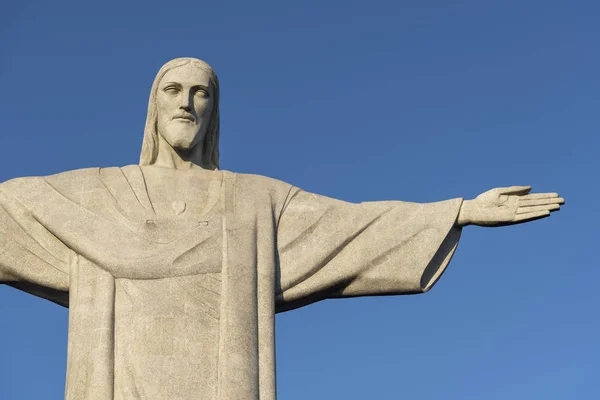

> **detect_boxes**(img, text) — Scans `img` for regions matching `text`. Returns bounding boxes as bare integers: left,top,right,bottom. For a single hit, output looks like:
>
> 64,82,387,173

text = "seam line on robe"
135,165,157,215
118,166,150,213
276,185,297,232
216,171,234,400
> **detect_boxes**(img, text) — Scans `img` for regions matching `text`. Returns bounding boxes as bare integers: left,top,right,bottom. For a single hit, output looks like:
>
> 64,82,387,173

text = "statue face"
156,64,214,151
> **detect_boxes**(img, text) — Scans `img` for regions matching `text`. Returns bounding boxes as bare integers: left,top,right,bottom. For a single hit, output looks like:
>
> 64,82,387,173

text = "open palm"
458,186,565,227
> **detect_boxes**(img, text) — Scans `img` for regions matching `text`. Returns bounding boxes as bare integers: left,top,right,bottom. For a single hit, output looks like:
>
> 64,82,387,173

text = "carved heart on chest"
172,200,187,216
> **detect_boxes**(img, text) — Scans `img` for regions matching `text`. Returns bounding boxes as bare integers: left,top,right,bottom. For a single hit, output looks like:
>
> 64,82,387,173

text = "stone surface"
0,57,564,400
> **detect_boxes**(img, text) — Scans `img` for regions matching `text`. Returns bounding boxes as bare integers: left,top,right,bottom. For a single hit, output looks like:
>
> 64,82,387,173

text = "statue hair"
139,57,220,169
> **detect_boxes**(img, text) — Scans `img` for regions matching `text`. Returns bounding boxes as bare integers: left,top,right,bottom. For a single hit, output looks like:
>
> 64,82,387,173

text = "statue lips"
173,113,195,122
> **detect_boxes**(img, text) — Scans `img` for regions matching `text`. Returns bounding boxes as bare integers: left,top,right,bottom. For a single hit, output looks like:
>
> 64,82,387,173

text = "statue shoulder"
43,167,110,194
0,166,140,202
225,171,295,209
230,171,293,193
1,167,99,191
0,167,107,209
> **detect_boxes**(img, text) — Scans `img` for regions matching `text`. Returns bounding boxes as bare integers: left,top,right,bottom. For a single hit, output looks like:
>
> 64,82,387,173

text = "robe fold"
0,166,463,400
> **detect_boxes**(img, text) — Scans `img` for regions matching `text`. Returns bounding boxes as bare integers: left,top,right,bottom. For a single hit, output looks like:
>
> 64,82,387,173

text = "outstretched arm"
276,188,463,312
457,186,565,227
0,179,70,306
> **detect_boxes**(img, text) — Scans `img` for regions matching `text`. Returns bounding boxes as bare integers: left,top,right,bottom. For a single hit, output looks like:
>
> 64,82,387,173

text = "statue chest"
69,166,225,279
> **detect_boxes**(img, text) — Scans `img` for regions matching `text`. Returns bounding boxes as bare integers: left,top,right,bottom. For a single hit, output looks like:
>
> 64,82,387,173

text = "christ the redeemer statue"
0,58,564,400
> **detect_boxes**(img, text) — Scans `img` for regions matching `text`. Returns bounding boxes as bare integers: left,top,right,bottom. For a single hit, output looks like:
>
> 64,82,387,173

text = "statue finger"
516,204,561,214
519,193,559,200
512,210,551,223
519,197,565,207
498,186,532,195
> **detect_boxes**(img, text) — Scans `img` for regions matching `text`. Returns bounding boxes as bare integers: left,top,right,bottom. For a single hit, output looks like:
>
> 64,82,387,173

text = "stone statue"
0,58,564,400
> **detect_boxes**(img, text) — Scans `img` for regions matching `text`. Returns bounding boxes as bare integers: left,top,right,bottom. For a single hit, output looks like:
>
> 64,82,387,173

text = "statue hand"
457,186,565,227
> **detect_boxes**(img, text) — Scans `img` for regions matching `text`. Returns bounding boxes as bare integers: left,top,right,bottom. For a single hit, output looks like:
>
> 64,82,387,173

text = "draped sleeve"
276,187,463,312
0,178,70,306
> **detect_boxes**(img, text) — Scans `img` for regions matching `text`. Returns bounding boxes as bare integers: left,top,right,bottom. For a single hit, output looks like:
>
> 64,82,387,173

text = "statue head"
140,58,220,169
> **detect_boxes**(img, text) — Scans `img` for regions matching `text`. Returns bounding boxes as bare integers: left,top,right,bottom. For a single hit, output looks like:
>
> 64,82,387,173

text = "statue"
0,58,564,400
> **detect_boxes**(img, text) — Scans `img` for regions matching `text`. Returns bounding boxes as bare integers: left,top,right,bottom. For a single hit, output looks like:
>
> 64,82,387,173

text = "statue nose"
179,92,192,111
180,101,191,111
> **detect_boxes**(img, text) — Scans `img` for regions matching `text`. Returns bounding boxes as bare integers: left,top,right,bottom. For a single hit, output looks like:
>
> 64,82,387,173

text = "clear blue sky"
1,1,598,399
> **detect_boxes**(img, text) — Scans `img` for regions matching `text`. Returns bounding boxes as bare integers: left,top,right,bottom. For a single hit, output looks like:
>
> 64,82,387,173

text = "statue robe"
0,166,463,400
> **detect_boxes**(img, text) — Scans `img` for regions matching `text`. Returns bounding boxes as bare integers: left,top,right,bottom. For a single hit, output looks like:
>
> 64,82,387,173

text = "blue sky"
1,1,598,399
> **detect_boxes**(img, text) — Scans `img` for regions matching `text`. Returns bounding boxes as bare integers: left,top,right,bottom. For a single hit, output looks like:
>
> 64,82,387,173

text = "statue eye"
195,89,209,98
163,86,180,94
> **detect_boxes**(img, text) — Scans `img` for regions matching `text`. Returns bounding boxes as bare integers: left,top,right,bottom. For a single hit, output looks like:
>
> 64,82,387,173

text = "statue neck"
153,134,204,170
